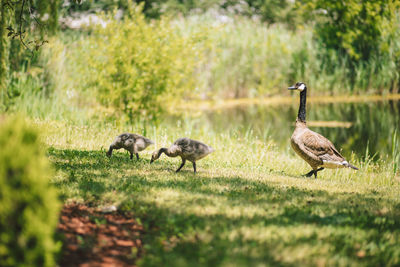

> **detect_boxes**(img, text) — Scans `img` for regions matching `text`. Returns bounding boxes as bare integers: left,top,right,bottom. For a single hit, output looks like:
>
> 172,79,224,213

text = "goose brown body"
291,120,350,169
150,137,214,173
289,82,358,178
106,133,154,160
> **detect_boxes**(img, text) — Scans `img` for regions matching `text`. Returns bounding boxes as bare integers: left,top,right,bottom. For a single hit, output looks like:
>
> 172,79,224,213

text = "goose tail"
145,138,154,145
344,161,358,170
348,164,359,170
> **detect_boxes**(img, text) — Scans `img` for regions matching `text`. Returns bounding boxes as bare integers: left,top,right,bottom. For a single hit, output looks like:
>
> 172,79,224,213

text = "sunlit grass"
38,119,397,187
33,118,400,266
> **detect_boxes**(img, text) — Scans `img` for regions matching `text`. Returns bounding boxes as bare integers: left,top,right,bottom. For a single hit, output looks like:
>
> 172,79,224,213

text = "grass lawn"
40,120,400,266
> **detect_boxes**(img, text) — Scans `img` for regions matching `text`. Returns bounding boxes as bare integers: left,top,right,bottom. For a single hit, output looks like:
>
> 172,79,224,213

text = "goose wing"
118,133,131,141
174,138,214,160
173,138,193,154
130,133,143,140
133,134,154,145
301,129,345,161
164,138,188,157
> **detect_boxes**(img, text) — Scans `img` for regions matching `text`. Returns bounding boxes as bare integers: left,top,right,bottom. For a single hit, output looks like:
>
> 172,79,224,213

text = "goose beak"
288,86,297,90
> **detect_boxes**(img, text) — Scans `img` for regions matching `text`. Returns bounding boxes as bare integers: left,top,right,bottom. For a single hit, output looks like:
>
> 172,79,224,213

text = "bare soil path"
57,203,143,267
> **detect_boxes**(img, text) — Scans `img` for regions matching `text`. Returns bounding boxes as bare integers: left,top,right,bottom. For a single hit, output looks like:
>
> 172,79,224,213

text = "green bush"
295,0,400,91
82,2,203,122
0,116,60,267
303,0,400,62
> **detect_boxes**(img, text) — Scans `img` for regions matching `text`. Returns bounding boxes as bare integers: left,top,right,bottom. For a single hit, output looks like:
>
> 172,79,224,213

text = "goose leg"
176,159,186,173
130,152,133,160
192,162,196,174
304,170,315,177
313,167,324,178
106,146,113,157
133,144,139,161
304,167,324,178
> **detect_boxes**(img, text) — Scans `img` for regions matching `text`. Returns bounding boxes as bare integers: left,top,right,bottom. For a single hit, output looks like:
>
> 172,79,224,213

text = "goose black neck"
298,88,307,122
158,148,167,157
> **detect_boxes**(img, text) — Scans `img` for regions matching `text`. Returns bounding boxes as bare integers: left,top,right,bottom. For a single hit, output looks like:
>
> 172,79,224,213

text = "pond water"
173,99,400,161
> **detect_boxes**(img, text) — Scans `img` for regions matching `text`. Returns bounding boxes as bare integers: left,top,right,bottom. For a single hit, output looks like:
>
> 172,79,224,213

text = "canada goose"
106,133,154,160
150,137,214,173
288,82,358,178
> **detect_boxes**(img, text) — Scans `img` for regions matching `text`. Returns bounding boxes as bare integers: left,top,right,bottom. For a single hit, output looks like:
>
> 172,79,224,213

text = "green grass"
37,119,400,266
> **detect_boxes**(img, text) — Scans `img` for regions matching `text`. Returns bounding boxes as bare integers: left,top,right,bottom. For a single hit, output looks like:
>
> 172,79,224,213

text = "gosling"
106,133,154,160
288,82,358,178
150,137,214,173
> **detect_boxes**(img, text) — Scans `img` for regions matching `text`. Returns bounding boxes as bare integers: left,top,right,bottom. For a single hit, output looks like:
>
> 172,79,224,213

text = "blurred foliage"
295,0,400,92
284,0,400,92
0,0,10,91
81,3,206,122
300,0,400,62
1,0,61,111
0,116,60,267
187,15,302,98
2,0,400,121
61,0,297,23
7,9,399,121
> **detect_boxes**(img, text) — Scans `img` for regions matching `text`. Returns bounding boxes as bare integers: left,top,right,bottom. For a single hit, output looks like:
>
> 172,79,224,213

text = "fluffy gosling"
150,137,214,173
106,133,154,160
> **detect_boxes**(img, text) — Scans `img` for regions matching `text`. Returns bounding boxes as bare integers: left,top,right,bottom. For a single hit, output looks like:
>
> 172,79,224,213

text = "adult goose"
288,82,358,178
150,137,214,173
106,133,154,160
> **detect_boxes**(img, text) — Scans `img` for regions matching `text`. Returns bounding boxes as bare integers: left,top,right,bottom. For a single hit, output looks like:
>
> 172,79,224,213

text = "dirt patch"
57,203,143,267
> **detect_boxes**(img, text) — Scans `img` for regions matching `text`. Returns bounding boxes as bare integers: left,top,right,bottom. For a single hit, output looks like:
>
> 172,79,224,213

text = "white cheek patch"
298,84,306,91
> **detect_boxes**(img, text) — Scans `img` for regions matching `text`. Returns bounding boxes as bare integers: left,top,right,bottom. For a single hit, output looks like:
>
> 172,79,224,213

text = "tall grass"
175,11,400,98
4,65,89,122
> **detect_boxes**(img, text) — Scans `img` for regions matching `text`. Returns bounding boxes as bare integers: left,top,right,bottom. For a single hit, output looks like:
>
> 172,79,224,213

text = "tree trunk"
0,0,10,96
49,0,60,35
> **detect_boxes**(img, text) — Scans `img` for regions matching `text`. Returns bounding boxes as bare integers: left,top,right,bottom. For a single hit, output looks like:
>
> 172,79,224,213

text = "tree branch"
18,0,32,53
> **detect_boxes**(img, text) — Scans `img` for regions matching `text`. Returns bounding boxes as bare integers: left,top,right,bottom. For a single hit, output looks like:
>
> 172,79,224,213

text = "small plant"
0,116,61,267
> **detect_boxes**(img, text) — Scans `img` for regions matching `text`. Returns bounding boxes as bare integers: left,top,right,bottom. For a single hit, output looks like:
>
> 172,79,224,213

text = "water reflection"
173,100,400,161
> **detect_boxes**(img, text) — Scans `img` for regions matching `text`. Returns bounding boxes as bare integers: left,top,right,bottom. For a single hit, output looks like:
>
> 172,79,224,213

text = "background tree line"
0,0,399,122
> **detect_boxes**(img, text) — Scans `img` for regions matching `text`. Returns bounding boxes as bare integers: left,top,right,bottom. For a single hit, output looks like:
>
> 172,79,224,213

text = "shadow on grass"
48,147,400,266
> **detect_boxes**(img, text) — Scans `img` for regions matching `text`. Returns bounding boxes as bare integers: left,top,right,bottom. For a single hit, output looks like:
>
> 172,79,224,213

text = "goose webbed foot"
176,159,186,173
303,167,324,178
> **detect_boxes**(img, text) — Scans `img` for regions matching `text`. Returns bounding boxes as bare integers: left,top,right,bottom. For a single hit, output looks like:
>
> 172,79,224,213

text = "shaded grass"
47,146,400,266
